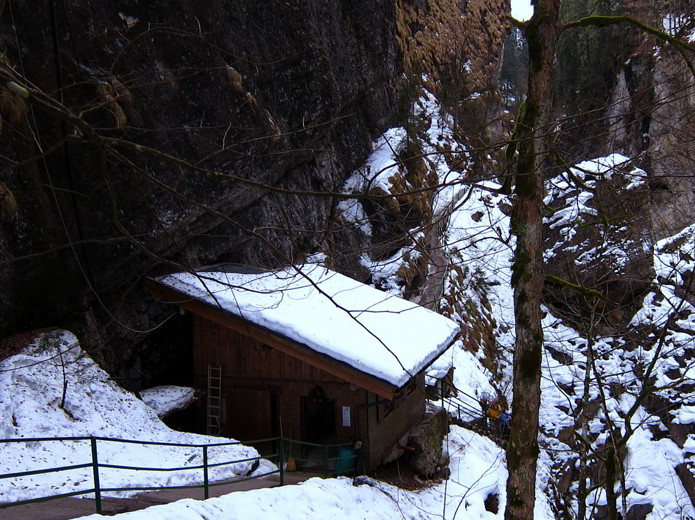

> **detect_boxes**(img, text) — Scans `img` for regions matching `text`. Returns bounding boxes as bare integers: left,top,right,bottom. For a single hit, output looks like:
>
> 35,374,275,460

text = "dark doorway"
303,386,335,444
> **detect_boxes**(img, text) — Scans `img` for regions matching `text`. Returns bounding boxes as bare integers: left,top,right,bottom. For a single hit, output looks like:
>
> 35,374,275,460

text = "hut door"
303,386,335,444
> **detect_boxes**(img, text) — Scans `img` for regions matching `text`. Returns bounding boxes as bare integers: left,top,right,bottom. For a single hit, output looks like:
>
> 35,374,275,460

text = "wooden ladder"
207,365,222,435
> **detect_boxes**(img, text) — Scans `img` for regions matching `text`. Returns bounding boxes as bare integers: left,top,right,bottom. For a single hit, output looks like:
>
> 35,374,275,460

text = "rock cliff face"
0,0,511,387
0,0,401,385
608,32,695,240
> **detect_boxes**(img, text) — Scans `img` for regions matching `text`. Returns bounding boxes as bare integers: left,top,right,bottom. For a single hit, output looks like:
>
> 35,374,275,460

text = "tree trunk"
577,339,593,520
505,2,561,520
605,446,618,520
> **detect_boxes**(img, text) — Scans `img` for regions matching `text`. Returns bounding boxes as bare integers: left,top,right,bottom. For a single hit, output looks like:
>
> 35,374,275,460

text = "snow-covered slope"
333,82,695,519
438,153,695,519
0,331,272,502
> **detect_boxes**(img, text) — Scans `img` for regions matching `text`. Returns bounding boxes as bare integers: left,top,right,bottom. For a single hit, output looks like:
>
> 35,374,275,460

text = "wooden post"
279,437,285,486
279,416,284,486
90,437,102,515
203,445,209,499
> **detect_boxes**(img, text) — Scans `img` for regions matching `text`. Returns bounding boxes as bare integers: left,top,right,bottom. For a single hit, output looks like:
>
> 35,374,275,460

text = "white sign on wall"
342,406,351,427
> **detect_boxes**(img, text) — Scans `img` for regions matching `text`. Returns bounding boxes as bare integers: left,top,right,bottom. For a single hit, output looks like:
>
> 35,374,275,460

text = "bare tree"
504,3,695,519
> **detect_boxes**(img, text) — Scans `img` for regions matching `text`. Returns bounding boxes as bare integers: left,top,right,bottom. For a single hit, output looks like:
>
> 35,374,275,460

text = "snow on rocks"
337,88,469,296
543,153,648,263
536,153,695,519
140,386,196,418
439,154,695,519
0,331,269,503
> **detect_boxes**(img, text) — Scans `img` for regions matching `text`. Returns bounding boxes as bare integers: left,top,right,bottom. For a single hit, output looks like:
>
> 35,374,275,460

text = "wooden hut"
148,265,459,471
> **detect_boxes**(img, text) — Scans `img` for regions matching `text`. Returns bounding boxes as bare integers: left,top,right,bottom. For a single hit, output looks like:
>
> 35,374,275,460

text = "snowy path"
0,472,310,520
73,427,509,520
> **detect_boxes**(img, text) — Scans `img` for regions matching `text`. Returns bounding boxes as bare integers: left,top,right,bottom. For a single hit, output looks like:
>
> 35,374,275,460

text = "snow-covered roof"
152,265,459,390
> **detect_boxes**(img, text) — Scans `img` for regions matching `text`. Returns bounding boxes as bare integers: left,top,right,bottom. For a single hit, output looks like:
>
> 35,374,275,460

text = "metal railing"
0,435,359,515
441,393,487,423
432,383,511,442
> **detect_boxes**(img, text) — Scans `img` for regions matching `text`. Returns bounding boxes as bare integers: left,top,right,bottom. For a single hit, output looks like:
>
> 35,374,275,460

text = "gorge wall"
0,0,510,387
0,0,401,385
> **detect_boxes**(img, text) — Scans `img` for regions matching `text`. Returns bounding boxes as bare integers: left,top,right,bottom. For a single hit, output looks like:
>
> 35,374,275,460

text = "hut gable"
150,264,459,393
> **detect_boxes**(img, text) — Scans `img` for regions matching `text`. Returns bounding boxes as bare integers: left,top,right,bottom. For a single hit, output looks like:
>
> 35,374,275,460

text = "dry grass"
0,182,19,221
394,0,509,92
226,66,244,93
96,78,131,129
0,90,27,132
0,331,40,362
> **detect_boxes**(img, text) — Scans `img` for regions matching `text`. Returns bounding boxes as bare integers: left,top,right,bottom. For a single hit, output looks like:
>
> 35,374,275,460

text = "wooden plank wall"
366,373,426,469
192,314,428,470
193,315,368,450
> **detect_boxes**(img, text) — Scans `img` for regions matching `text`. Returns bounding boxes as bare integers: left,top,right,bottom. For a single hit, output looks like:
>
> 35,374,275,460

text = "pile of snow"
140,386,196,418
0,331,272,503
77,426,508,520
156,265,460,388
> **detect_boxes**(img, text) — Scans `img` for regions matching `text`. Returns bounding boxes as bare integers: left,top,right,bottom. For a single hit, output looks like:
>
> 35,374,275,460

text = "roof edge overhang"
412,333,459,383
147,278,402,400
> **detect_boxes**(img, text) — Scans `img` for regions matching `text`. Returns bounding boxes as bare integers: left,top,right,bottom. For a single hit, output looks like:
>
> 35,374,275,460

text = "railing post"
203,445,209,499
90,437,102,515
278,437,285,486
323,444,328,477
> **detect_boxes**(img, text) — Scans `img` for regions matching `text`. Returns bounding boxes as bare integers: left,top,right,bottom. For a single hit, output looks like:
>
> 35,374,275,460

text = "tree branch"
563,15,695,52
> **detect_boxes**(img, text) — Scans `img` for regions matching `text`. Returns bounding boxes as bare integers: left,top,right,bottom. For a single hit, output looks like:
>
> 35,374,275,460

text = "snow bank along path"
76,426,509,520
0,331,274,503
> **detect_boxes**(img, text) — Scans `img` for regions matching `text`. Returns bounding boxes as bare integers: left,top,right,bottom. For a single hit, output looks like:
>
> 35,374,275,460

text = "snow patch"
140,386,196,418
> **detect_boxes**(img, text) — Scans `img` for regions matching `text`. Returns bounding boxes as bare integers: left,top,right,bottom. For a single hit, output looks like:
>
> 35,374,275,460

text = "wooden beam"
147,279,398,399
